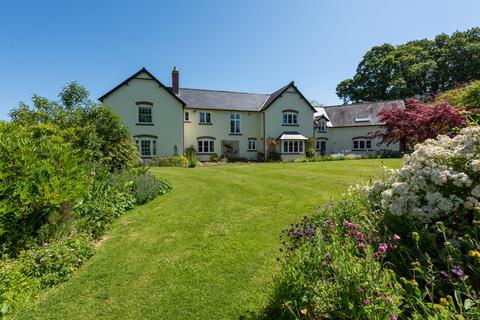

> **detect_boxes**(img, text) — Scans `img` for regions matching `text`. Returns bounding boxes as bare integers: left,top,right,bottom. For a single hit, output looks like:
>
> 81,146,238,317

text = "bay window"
282,140,304,153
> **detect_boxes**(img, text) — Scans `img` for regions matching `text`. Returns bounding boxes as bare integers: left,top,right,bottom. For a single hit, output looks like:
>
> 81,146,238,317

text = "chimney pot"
172,66,179,94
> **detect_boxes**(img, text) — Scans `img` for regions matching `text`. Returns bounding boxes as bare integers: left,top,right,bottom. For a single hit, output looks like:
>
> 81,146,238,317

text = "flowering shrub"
269,127,480,319
365,126,480,317
272,199,404,320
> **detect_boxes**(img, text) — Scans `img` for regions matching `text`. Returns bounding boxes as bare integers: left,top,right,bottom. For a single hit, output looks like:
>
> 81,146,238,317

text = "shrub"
267,150,281,161
271,127,480,319
0,235,94,315
152,156,189,167
272,195,404,320
9,83,139,171
257,152,265,162
365,127,480,312
210,153,219,162
185,145,198,167
305,148,316,158
0,122,90,255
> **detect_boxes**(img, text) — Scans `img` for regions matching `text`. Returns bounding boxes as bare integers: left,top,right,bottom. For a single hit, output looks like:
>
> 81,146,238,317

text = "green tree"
10,82,139,171
337,27,480,103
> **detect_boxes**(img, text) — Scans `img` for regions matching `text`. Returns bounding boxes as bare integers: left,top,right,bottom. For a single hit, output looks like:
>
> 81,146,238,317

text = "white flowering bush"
368,127,480,223
366,127,480,316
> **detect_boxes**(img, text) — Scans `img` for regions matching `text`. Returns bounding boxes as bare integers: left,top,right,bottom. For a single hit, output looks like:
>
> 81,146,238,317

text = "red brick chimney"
172,66,179,94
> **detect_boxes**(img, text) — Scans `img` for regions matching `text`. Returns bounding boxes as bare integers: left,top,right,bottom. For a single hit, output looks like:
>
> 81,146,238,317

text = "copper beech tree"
371,99,468,153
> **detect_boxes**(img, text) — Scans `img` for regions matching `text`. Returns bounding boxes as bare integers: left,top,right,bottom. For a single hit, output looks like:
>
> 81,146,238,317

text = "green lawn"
11,159,402,320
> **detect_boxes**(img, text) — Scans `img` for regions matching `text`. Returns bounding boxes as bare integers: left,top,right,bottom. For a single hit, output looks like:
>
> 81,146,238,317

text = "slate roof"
322,100,405,127
176,88,270,112
99,68,316,112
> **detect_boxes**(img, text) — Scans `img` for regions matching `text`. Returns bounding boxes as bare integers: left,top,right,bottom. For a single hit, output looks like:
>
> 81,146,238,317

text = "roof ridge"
324,99,404,108
179,87,271,96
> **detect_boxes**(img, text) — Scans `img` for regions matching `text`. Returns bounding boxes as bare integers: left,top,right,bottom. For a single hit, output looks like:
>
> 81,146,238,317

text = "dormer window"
282,111,298,125
318,120,326,132
354,115,370,123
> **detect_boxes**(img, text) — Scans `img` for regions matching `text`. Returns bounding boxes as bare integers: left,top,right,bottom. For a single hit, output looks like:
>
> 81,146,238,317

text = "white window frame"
138,105,152,124
197,139,214,153
282,112,298,125
184,111,190,121
248,139,256,151
318,120,326,132
282,140,304,154
353,139,372,150
230,113,241,134
135,138,156,157
199,111,211,124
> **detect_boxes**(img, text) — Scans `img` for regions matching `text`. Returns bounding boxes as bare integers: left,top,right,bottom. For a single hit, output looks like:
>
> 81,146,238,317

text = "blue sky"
1,0,479,119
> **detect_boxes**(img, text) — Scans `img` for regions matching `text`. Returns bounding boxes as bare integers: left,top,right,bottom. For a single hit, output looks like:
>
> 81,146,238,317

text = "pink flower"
343,220,358,229
378,243,388,253
358,242,366,250
363,298,372,305
391,244,398,250
359,287,365,293
386,296,393,304
392,234,401,241
350,231,365,239
390,314,398,320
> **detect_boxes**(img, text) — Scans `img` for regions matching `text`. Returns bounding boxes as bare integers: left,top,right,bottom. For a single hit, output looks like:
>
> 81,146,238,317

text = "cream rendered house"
99,67,402,161
313,100,404,156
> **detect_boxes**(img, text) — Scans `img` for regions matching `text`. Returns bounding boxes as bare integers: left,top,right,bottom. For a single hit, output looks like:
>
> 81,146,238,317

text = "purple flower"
378,243,388,253
358,242,366,250
351,231,365,239
451,266,465,281
439,271,449,279
343,220,358,229
363,298,372,305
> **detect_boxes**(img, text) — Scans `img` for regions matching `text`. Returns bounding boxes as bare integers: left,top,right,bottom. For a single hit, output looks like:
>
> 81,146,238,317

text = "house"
99,67,402,161
314,100,404,155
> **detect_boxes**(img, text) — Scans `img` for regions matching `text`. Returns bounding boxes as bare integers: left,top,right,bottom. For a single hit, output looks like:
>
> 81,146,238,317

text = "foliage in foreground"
267,127,480,319
0,83,172,316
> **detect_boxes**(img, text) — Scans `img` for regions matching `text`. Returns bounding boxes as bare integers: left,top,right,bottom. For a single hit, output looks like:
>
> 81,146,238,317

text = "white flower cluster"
367,127,480,223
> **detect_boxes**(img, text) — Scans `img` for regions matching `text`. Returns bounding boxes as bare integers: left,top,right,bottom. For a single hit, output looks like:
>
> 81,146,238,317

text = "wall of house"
101,71,184,158
263,88,315,160
325,125,400,154
184,109,263,161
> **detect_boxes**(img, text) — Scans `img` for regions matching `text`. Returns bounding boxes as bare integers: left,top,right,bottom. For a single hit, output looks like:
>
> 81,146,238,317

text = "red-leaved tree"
371,99,468,153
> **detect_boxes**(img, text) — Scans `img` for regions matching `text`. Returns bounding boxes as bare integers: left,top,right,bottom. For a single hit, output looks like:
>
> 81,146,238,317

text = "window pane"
283,114,287,124
289,141,293,153
141,140,151,156
206,113,211,123
293,114,297,124
152,140,156,155
200,112,205,123
198,141,203,152
366,140,372,149
138,107,152,123
185,112,189,121
316,140,320,150
299,141,303,152
353,141,359,149
360,141,365,149
209,141,214,152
